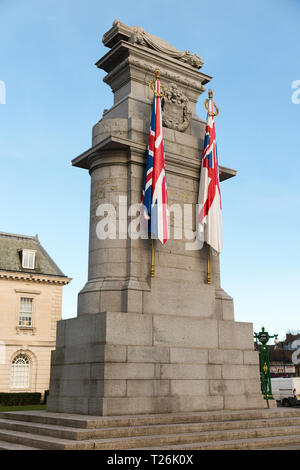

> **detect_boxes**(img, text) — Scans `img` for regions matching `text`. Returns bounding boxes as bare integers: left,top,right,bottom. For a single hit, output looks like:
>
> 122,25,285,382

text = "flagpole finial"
149,70,165,98
204,89,219,117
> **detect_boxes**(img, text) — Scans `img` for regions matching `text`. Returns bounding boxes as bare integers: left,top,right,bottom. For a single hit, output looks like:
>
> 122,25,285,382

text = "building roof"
268,345,293,364
0,232,68,278
284,334,300,349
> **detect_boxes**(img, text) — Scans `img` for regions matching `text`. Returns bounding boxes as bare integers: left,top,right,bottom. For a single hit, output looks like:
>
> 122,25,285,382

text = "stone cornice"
0,271,71,285
72,134,237,182
100,53,210,95
2,340,57,347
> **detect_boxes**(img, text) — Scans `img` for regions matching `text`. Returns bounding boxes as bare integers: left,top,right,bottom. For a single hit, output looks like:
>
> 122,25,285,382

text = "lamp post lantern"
254,326,278,401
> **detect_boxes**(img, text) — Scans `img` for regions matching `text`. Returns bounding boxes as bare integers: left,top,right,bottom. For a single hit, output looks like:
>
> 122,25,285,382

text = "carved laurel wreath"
162,84,192,132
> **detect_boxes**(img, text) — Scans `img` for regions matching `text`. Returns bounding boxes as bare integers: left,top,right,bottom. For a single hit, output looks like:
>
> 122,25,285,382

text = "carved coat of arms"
162,84,192,132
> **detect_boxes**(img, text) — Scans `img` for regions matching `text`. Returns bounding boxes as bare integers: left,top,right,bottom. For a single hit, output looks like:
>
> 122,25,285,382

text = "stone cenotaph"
47,20,264,416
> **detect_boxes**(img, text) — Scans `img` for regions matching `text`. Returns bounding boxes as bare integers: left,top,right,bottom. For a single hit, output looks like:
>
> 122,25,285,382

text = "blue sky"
0,0,299,341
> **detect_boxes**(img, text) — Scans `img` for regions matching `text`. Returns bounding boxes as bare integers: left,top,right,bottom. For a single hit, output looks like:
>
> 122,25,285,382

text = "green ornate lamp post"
254,326,278,401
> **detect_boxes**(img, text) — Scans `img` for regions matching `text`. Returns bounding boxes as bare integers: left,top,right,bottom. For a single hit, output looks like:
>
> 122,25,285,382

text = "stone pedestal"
47,20,264,415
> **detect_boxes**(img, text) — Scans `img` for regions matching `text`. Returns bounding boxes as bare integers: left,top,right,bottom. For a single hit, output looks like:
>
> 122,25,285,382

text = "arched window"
11,354,30,389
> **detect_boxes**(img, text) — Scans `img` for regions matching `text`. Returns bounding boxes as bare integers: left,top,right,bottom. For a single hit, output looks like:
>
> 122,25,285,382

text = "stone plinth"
47,20,264,415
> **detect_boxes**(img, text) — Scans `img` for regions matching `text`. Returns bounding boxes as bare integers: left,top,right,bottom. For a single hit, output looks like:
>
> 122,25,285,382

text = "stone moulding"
0,271,71,285
16,326,37,335
128,58,207,94
102,57,207,95
72,131,237,183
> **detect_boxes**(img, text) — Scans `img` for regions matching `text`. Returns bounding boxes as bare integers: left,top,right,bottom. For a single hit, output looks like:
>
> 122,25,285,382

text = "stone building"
269,334,300,378
0,232,71,397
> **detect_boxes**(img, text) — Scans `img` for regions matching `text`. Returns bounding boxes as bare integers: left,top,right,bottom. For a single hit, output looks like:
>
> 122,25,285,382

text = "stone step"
2,422,300,450
1,415,300,441
91,424,300,450
264,444,300,450
0,429,94,450
1,408,300,430
0,440,40,450
138,434,300,450
1,409,300,450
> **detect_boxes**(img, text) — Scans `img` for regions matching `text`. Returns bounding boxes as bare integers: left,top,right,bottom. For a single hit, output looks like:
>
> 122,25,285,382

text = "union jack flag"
197,93,222,253
142,78,168,244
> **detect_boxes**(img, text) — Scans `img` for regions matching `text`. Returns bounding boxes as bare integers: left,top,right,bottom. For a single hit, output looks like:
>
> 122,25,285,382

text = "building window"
22,250,36,269
11,354,30,389
19,297,33,327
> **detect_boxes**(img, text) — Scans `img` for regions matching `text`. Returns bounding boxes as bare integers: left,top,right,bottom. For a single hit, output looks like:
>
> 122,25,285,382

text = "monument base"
264,399,278,409
47,312,265,416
